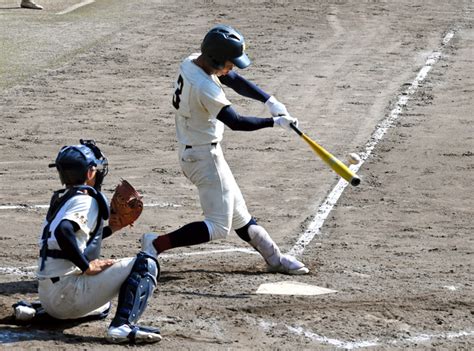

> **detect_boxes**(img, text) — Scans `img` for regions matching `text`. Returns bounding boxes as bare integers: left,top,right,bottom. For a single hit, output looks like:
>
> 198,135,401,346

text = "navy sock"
235,218,257,242
155,221,210,253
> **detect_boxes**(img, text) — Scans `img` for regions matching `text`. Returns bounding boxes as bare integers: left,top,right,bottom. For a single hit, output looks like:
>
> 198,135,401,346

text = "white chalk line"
287,325,378,349
56,0,95,15
0,202,181,211
161,246,257,259
0,247,257,277
284,324,474,349
288,30,455,257
0,266,37,278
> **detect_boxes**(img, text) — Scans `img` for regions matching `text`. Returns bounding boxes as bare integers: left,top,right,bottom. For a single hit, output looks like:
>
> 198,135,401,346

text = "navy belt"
185,143,217,149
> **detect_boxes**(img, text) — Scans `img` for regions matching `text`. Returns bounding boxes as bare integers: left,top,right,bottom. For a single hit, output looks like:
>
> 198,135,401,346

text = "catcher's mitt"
109,179,143,231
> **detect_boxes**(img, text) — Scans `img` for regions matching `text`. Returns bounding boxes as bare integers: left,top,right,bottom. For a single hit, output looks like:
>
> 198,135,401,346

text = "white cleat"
267,254,309,275
140,232,159,257
107,324,162,344
14,305,36,321
21,0,43,10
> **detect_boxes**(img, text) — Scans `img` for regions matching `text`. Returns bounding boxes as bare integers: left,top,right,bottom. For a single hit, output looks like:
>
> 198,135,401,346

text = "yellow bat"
290,123,361,186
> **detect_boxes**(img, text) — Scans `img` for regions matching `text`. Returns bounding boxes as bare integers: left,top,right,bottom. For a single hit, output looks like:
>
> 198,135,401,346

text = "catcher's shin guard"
248,225,282,267
110,252,159,327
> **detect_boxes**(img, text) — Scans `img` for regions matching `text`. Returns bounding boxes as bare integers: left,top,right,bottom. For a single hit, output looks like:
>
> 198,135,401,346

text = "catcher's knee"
134,251,159,282
205,220,231,241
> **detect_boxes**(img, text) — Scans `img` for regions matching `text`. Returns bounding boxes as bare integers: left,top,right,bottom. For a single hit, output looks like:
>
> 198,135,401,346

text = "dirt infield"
0,0,473,349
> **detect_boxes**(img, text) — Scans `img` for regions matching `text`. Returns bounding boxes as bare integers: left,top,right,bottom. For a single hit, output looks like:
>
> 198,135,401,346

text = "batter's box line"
0,266,37,278
0,247,259,277
259,319,474,349
0,202,181,211
286,324,474,349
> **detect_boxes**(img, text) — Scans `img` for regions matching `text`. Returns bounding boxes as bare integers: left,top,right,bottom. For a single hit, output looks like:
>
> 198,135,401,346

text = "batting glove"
265,96,289,117
273,115,298,131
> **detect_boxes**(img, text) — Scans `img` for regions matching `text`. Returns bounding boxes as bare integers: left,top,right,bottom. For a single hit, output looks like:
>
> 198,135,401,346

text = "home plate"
256,281,337,296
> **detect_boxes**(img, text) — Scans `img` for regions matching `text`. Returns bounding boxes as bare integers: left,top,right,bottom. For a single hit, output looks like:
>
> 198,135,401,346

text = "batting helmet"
50,139,108,189
201,25,251,70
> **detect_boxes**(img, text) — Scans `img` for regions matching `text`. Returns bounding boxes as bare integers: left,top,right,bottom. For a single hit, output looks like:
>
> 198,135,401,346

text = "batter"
142,25,309,275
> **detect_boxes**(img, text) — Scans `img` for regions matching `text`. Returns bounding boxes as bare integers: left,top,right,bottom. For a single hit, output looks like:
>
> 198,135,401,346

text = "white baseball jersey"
36,195,99,279
173,53,231,146
174,55,251,240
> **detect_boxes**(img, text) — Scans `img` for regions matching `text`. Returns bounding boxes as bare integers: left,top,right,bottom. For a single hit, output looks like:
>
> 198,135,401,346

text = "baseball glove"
109,179,143,231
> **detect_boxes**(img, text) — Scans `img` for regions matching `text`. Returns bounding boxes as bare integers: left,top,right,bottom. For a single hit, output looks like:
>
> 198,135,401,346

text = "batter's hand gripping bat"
290,123,361,186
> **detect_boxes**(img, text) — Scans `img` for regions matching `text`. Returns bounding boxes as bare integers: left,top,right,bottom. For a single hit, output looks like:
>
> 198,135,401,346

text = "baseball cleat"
21,0,43,9
140,233,159,257
267,254,309,275
13,303,36,321
107,324,162,344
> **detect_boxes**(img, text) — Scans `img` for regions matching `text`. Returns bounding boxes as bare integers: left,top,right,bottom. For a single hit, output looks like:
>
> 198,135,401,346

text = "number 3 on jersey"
172,75,184,109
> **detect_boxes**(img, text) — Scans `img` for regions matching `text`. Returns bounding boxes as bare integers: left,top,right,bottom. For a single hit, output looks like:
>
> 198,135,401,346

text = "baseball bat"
290,123,361,186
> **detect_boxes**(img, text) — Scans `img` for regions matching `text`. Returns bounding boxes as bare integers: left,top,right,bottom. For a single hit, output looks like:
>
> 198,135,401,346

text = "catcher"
13,139,160,344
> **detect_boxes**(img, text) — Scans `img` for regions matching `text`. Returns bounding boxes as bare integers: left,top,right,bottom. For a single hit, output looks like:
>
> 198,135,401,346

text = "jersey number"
172,75,184,109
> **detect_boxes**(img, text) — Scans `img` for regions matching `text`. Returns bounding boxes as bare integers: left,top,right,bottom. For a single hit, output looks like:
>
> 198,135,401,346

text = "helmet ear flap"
201,52,225,70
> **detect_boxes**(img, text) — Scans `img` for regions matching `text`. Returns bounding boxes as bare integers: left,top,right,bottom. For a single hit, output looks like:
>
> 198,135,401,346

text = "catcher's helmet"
50,139,108,189
201,25,251,70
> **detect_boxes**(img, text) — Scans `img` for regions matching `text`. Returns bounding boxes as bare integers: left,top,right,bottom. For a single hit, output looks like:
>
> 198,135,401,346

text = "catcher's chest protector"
39,186,109,271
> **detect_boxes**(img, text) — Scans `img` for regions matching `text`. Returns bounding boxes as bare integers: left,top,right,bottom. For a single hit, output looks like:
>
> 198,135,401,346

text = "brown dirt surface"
0,0,473,349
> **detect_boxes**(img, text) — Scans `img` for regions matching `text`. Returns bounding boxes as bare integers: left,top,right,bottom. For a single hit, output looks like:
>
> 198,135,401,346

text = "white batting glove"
273,115,298,131
265,96,289,117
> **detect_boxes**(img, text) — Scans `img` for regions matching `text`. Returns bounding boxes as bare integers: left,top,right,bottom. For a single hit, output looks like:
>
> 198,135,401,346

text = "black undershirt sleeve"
218,71,270,103
102,226,113,239
217,105,274,131
55,219,90,273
